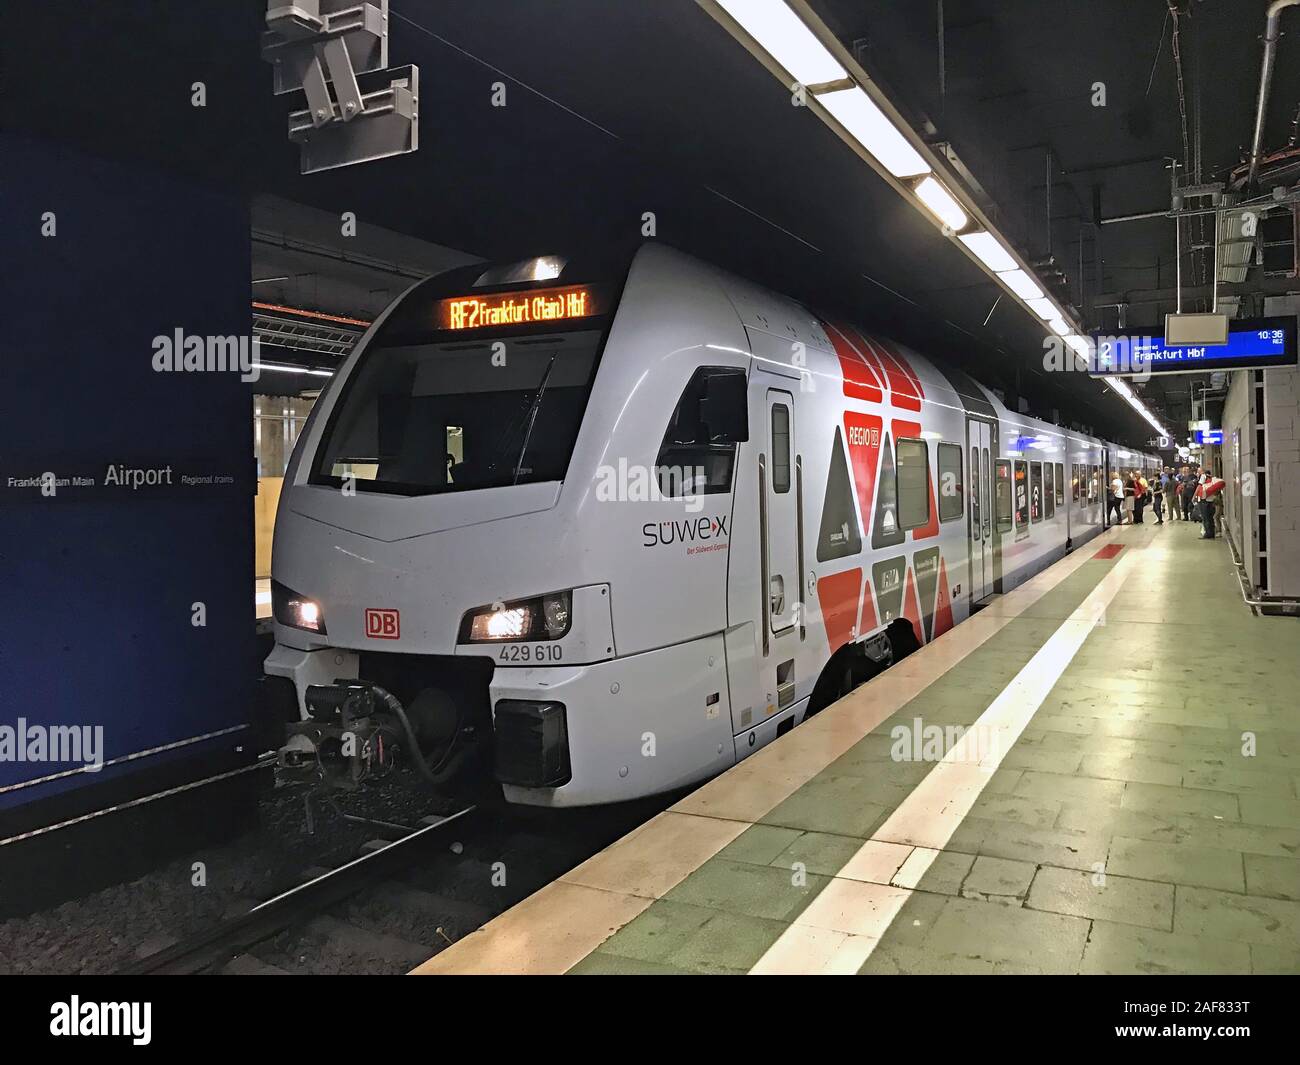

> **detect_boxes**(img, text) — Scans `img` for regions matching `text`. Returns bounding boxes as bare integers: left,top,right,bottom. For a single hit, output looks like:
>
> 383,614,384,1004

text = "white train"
263,244,1156,806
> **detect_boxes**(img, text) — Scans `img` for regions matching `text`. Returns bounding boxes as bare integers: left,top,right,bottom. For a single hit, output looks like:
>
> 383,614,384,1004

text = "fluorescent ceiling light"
997,268,1044,301
958,231,1018,273
714,0,846,86
818,87,931,178
255,362,334,377
1025,297,1057,320
1064,334,1091,357
1047,317,1069,336
914,176,968,230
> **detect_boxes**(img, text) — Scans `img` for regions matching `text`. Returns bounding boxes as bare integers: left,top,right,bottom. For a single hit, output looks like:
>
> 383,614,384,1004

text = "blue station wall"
0,136,256,816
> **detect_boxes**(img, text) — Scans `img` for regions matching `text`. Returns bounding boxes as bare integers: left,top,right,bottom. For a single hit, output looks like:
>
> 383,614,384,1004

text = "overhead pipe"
1247,0,1300,188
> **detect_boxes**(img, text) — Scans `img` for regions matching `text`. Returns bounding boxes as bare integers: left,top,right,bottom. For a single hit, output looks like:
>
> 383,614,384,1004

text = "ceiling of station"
6,0,1297,442
810,0,1300,435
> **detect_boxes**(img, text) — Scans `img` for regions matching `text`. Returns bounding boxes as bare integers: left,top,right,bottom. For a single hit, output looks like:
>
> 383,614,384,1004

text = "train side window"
771,402,791,494
1054,462,1065,505
1013,459,1029,529
1072,463,1081,504
896,437,930,530
938,442,963,522
1044,464,1055,519
655,366,743,496
995,458,1013,532
970,446,980,540
1030,461,1043,522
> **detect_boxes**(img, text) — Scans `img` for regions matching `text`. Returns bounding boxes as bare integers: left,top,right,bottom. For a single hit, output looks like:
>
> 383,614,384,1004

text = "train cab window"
937,442,963,522
771,402,791,494
655,366,745,497
896,438,930,530
1044,464,1055,519
1029,461,1043,522
1054,462,1065,506
995,459,1013,532
313,296,608,495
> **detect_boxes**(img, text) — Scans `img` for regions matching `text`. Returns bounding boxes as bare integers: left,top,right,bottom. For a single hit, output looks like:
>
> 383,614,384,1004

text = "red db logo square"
365,608,400,640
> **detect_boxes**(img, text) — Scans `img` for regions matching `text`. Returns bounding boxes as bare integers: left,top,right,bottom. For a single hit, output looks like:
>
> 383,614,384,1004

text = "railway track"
125,805,478,975
124,786,677,975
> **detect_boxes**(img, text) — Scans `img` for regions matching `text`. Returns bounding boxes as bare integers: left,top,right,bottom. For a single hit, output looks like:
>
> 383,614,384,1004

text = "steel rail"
123,804,477,975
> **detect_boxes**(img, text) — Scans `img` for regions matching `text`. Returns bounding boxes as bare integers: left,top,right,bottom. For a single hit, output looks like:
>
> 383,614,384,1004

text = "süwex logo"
50,996,151,1046
642,514,729,549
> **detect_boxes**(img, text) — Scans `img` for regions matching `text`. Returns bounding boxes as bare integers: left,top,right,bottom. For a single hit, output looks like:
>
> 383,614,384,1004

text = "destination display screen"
436,284,601,332
1089,315,1297,376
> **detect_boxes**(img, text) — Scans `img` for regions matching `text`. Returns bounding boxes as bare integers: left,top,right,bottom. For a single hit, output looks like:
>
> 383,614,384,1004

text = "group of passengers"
1106,464,1225,539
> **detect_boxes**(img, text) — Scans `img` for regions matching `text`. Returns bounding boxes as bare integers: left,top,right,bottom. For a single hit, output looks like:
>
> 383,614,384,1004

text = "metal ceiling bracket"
262,1,418,173
287,67,418,174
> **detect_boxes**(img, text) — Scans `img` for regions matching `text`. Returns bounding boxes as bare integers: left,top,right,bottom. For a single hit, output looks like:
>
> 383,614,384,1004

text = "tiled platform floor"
414,521,1300,975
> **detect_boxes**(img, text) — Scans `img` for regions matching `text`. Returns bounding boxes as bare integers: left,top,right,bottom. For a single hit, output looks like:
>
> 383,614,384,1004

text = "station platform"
413,523,1300,975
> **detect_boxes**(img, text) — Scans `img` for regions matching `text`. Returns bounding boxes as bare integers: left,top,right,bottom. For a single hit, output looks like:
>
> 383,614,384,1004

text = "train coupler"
279,680,397,790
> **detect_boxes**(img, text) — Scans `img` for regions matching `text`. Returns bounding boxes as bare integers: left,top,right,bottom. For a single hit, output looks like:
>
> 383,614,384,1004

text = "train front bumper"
493,632,735,806
263,632,737,806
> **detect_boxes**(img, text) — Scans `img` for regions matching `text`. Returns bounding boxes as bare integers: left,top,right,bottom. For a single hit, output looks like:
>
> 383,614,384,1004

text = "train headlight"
272,580,327,634
484,605,530,640
460,591,572,643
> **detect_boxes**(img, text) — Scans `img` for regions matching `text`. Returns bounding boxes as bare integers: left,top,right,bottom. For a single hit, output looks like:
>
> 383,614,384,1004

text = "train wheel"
807,651,858,717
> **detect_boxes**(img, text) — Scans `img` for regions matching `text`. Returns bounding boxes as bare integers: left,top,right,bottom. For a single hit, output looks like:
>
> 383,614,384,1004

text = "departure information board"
1089,316,1297,376
437,284,600,332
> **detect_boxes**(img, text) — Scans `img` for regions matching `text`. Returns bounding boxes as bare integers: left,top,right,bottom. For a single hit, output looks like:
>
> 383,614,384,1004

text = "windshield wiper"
513,352,558,484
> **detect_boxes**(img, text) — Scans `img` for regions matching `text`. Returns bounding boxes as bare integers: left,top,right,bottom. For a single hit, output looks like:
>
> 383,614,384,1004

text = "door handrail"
795,455,806,641
758,454,769,657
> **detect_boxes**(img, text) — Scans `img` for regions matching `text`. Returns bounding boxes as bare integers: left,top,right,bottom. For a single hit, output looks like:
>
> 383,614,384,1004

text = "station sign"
1194,429,1224,445
0,457,249,502
437,284,601,332
1089,315,1297,377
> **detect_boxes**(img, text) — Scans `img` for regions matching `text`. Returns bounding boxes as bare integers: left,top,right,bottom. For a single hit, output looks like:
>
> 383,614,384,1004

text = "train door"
966,418,993,602
1103,448,1112,527
759,381,799,711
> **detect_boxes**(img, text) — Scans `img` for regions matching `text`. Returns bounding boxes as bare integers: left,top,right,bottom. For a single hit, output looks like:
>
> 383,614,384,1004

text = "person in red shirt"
1132,472,1149,524
1196,472,1226,539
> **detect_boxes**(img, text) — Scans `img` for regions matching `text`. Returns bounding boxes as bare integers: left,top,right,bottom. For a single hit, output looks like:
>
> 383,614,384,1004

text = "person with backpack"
1196,470,1226,539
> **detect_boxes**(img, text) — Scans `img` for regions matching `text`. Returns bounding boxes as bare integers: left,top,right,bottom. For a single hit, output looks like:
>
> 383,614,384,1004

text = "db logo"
364,608,400,640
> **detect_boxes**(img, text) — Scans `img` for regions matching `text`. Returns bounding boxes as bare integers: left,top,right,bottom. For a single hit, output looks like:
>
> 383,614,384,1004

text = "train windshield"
312,279,610,496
